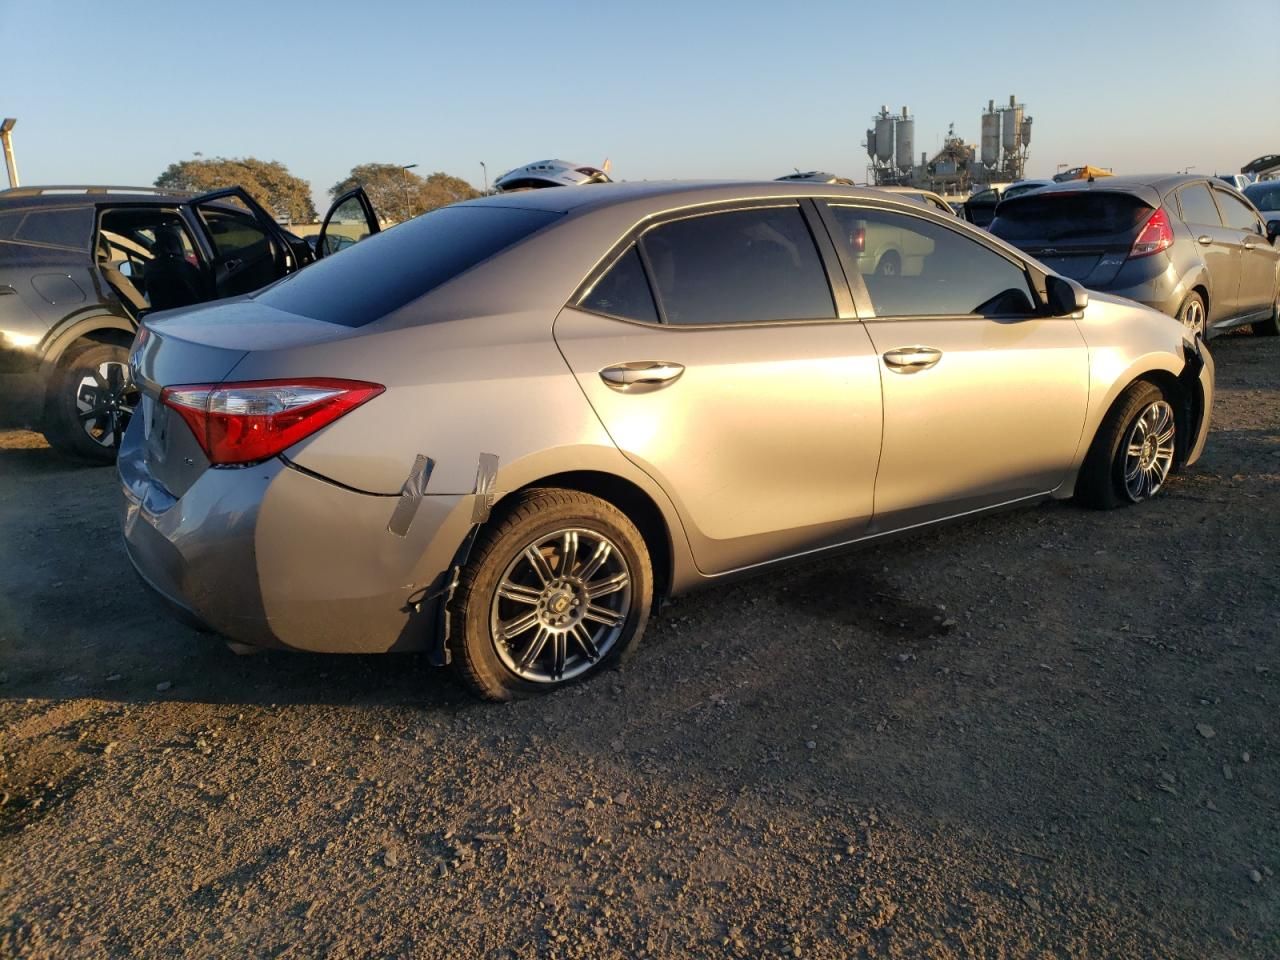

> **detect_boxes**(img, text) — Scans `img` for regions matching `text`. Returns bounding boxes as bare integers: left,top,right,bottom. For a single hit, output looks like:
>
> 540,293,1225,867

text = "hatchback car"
120,181,1213,700
990,175,1280,339
0,184,379,461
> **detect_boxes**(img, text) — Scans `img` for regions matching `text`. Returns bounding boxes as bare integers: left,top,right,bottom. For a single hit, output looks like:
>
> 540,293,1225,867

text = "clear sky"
2,0,1277,211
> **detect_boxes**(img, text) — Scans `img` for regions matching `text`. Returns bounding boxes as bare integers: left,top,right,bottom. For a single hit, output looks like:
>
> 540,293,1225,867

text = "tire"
1251,297,1279,336
43,340,140,465
875,251,901,277
447,488,653,701
1177,291,1207,341
1075,381,1176,510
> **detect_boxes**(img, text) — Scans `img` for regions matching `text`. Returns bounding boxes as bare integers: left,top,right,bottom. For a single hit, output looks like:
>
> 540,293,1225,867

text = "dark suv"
0,184,378,461
989,174,1280,340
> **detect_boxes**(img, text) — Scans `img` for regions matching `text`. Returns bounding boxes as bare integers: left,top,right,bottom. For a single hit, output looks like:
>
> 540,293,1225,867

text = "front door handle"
600,361,685,391
1243,239,1258,250
883,347,942,373
1197,235,1213,246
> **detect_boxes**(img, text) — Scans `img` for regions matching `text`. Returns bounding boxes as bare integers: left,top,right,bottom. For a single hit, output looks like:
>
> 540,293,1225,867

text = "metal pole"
1,119,19,189
480,161,488,193
400,163,418,222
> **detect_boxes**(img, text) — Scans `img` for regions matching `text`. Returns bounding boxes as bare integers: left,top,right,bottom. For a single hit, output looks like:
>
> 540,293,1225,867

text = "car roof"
461,179,945,217
1019,174,1210,205
0,185,192,207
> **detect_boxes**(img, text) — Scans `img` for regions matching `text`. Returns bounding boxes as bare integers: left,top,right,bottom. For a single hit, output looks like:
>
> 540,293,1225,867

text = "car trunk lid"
130,298,359,498
990,191,1157,287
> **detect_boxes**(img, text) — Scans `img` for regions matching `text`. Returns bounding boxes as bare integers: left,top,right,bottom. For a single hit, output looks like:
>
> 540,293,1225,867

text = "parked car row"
117,180,1216,699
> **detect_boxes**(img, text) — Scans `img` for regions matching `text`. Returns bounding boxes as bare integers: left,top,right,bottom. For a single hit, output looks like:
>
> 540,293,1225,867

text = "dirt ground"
1,334,1277,959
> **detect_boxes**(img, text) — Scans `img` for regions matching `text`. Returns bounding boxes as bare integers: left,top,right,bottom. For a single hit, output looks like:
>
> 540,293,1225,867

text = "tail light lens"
160,378,384,465
851,227,866,253
1129,207,1175,259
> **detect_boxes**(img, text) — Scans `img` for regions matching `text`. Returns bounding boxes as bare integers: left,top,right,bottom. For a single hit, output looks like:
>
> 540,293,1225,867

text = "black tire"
1251,297,1279,336
448,488,653,701
875,250,901,277
1177,291,1208,341
1075,381,1175,510
43,340,139,465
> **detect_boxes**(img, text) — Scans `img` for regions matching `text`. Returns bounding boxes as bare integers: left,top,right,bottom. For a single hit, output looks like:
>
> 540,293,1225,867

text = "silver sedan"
120,181,1214,699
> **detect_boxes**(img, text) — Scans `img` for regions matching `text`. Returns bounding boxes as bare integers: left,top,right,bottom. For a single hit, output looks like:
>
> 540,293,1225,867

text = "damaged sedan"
120,181,1213,700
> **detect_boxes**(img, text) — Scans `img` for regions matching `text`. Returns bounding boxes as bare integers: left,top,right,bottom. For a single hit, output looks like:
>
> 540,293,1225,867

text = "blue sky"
2,0,1277,211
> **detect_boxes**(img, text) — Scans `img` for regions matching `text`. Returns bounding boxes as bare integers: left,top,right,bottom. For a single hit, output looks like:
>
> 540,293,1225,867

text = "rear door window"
3,207,92,250
1213,189,1263,233
1177,185,1224,226
992,192,1152,242
639,205,835,325
579,245,658,323
826,204,1035,317
256,205,561,327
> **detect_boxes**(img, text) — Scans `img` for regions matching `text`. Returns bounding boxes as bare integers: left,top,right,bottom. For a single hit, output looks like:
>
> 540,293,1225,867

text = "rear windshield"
256,205,561,327
992,192,1152,242
1244,183,1280,212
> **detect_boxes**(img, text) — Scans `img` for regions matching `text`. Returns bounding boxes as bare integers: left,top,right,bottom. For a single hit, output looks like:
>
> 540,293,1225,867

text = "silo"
1020,115,1033,148
866,129,877,161
1002,95,1024,154
894,107,914,172
980,100,1001,167
874,108,895,165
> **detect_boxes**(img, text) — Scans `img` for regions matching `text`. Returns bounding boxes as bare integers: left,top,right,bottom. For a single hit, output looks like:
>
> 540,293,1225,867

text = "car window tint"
992,192,1151,242
197,206,272,260
640,206,834,325
580,245,658,323
1214,190,1262,232
1178,185,1223,226
257,205,561,327
826,204,1035,317
12,207,91,249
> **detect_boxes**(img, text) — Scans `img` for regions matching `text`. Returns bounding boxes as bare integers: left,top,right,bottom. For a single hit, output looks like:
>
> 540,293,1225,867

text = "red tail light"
160,378,384,465
851,227,866,253
1129,207,1174,259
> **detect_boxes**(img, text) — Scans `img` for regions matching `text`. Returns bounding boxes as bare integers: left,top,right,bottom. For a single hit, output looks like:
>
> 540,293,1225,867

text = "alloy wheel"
75,360,139,449
488,527,633,683
1122,400,1175,502
1181,298,1205,339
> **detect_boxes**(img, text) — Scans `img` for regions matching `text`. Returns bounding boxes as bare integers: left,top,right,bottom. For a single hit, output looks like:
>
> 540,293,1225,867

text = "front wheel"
1075,381,1176,509
1177,292,1207,341
448,489,653,701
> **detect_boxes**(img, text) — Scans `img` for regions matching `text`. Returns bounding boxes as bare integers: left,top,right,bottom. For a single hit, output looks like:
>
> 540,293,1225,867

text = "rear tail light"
851,227,866,253
160,378,384,465
1129,207,1174,259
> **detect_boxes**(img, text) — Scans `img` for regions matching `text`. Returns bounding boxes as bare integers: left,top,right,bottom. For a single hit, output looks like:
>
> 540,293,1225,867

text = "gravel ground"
1,334,1277,959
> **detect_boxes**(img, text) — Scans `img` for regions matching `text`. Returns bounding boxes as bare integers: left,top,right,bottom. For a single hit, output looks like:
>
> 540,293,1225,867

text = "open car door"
315,187,380,259
188,186,296,298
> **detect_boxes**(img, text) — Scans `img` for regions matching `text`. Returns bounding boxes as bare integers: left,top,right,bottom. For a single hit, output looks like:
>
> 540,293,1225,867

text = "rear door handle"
1243,239,1258,250
600,361,685,391
1197,235,1213,246
883,347,942,373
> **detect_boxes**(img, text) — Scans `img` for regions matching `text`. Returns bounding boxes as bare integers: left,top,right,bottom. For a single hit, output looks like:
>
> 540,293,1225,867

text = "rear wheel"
43,340,139,464
448,489,652,701
1177,292,1207,340
1075,381,1176,509
875,251,901,277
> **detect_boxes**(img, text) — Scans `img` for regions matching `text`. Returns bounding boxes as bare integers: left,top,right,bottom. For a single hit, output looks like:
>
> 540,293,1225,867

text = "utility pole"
1,119,19,189
480,161,488,194
400,163,418,222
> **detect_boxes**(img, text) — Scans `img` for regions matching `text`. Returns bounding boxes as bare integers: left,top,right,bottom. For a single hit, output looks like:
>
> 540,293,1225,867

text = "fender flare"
39,311,137,371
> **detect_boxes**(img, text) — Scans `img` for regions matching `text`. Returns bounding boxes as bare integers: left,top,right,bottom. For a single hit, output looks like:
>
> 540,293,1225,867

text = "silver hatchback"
121,182,1214,699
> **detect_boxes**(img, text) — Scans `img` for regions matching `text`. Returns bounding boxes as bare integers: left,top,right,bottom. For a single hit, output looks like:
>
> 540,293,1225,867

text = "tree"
155,157,316,223
329,164,480,222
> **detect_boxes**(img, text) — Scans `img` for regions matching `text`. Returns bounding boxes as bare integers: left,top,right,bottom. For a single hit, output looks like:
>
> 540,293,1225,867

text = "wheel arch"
39,312,136,370
504,470,675,602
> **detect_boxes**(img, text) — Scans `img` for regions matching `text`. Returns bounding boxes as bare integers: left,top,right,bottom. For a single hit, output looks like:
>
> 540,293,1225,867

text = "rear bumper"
118,418,475,653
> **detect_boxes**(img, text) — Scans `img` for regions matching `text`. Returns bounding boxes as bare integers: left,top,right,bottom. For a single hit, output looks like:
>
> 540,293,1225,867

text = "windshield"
991,192,1152,243
1244,183,1280,212
256,205,561,327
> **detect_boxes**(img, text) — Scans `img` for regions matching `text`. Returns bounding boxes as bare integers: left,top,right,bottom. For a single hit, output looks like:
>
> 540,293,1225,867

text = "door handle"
1197,235,1213,246
599,361,685,391
883,347,942,373
224,258,243,272
1243,239,1258,250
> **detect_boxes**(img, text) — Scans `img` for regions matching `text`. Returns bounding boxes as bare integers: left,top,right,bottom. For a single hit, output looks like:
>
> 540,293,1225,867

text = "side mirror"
1267,220,1280,245
1045,274,1088,315
118,261,134,278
